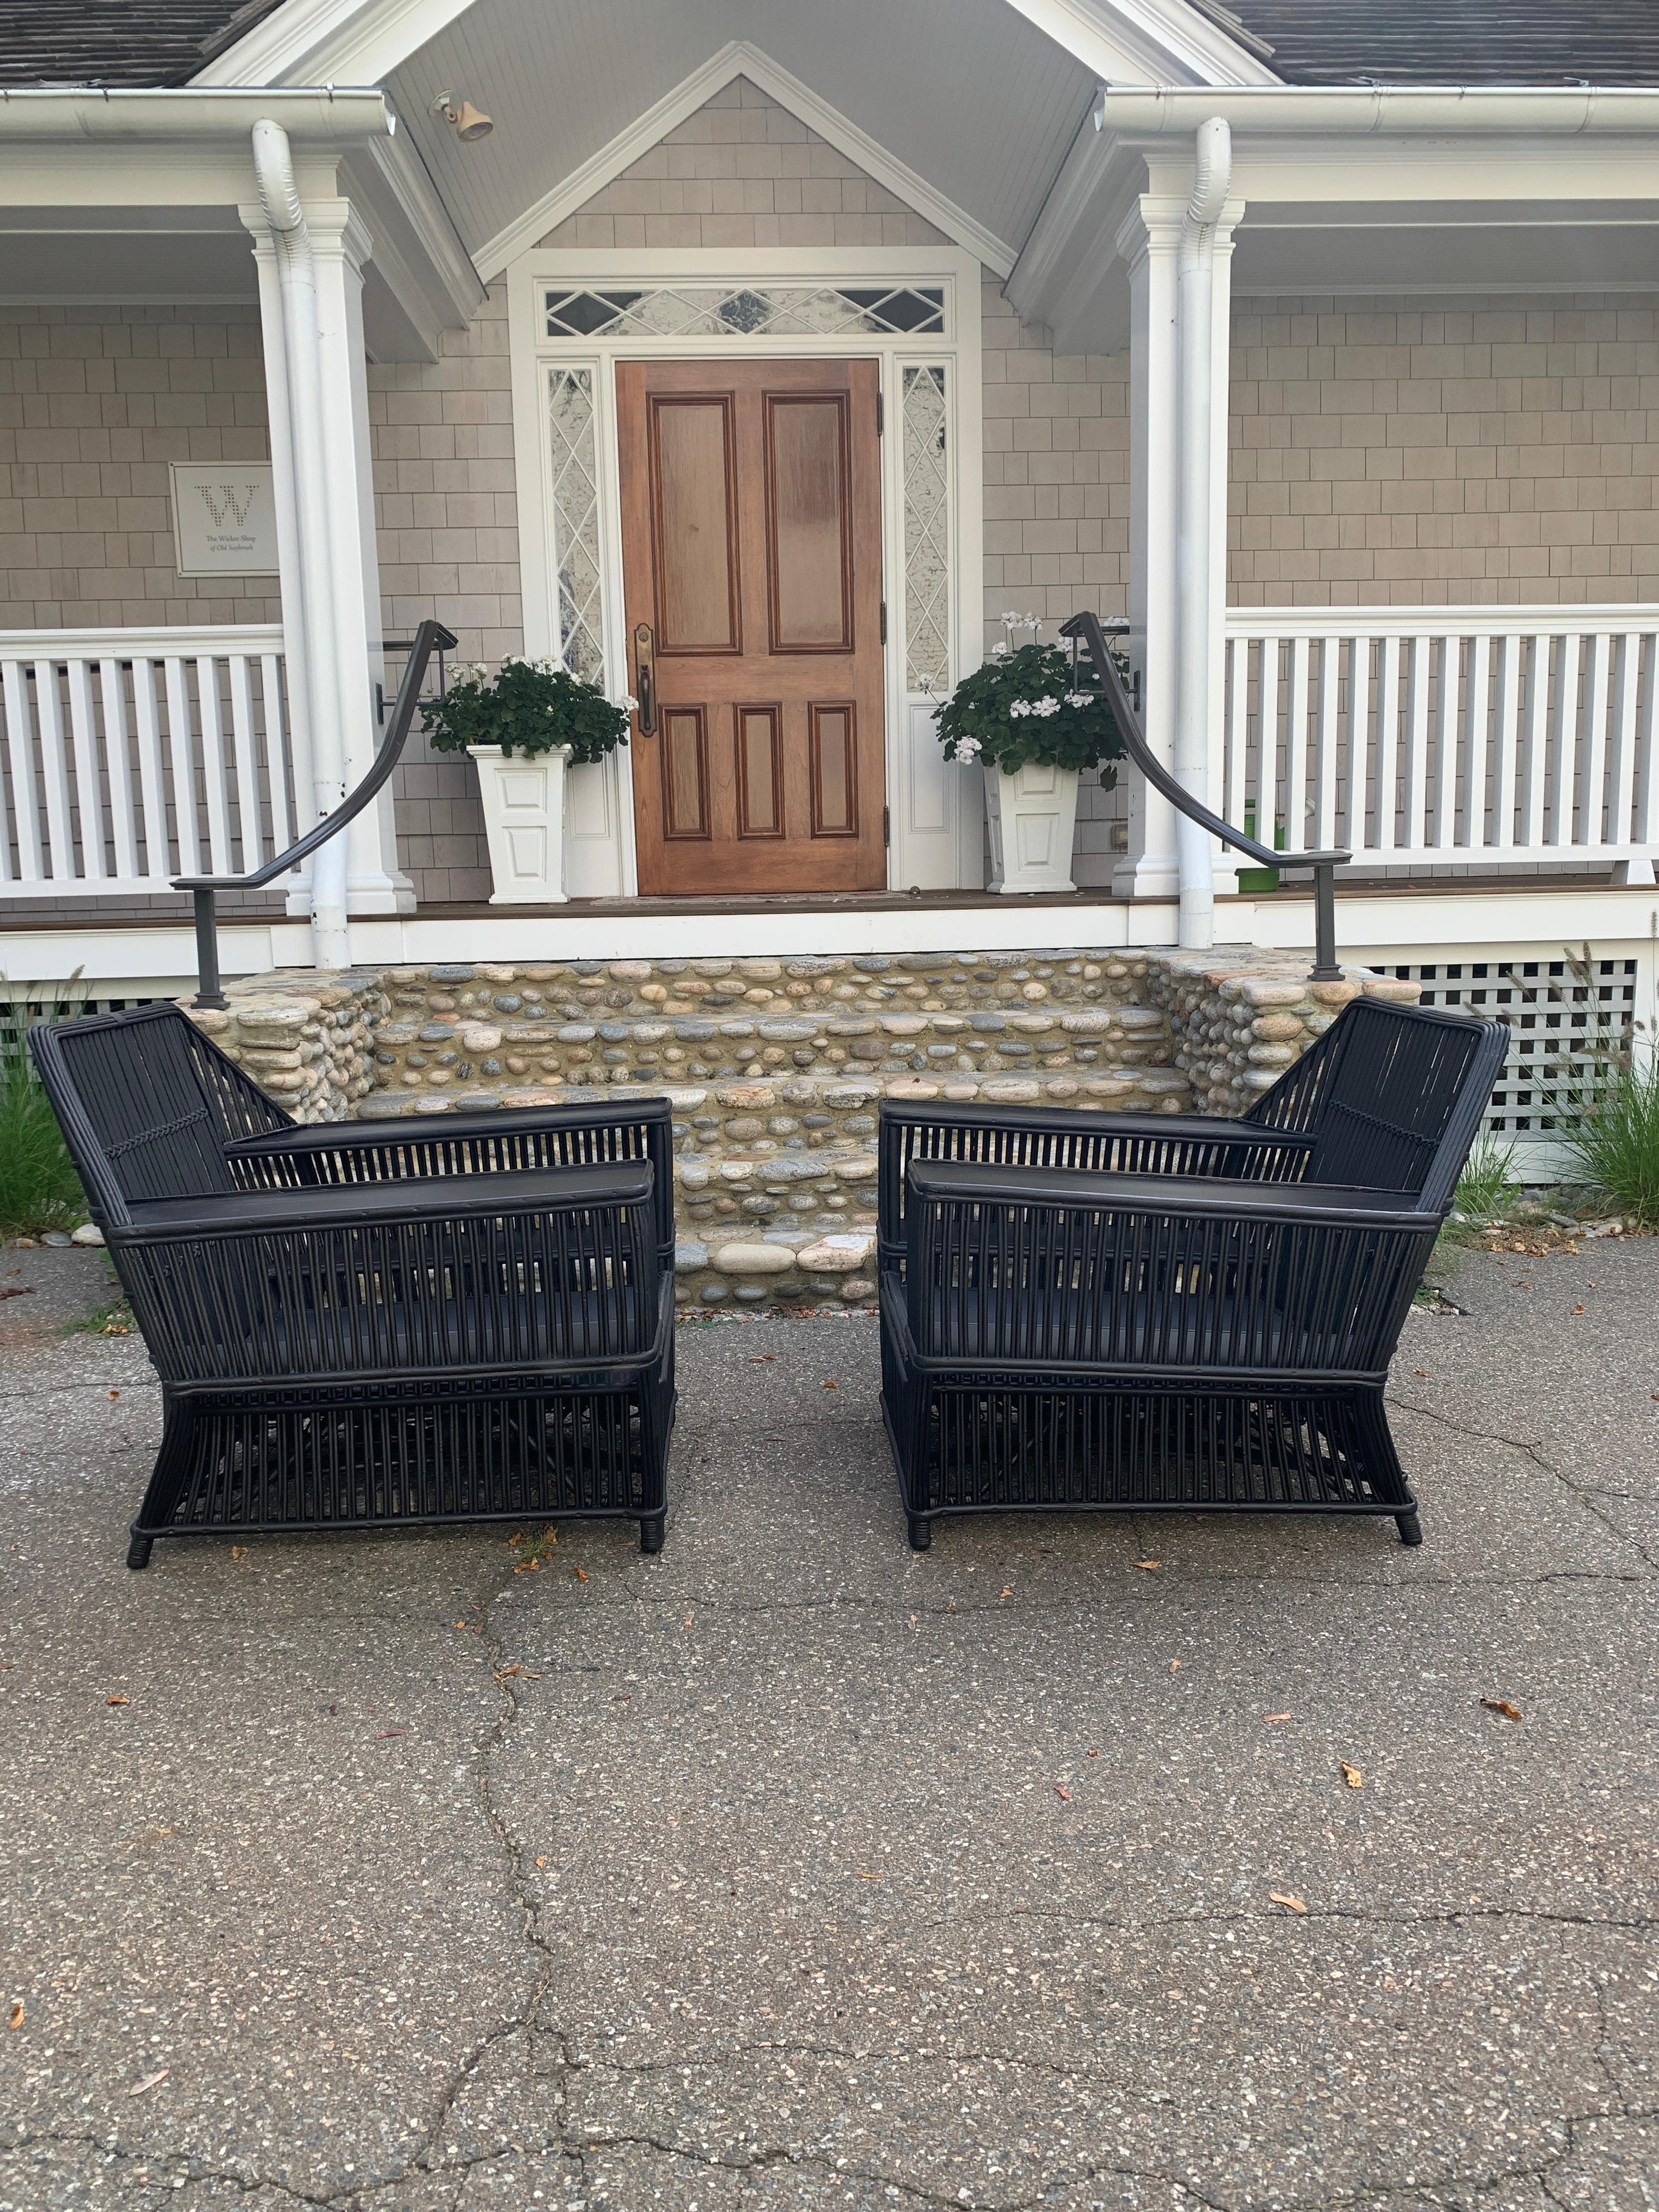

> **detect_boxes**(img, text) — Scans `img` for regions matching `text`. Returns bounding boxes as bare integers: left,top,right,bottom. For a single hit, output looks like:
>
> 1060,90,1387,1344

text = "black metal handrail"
1061,610,1349,980
174,618,457,1009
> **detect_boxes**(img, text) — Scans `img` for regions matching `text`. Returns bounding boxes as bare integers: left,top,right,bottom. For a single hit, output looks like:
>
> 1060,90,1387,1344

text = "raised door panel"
765,394,852,654
649,397,740,655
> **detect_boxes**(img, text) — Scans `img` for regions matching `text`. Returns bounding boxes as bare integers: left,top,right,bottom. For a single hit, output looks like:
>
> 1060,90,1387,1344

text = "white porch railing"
1222,604,1659,874
0,625,305,897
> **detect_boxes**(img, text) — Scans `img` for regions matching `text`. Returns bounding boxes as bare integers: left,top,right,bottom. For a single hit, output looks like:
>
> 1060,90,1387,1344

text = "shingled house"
2,1,1656,1167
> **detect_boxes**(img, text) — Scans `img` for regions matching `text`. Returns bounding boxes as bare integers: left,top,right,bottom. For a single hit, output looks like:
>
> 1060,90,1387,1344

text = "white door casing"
505,246,986,896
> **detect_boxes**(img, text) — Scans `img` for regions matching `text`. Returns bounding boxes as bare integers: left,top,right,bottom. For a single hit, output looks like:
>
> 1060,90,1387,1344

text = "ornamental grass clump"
1453,1133,1521,1223
419,654,632,763
932,613,1126,778
0,978,87,1239
1561,1051,1659,1229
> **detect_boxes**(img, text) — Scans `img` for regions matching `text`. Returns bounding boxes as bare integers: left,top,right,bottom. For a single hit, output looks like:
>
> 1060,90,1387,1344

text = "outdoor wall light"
431,92,493,141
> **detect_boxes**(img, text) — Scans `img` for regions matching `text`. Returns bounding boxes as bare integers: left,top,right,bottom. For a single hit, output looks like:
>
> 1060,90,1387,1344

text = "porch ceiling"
379,0,1105,275
1013,88,1659,353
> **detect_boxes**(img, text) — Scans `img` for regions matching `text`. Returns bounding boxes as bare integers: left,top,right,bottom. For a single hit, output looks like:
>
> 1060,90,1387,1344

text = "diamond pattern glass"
901,364,950,694
545,285,947,341
547,366,605,682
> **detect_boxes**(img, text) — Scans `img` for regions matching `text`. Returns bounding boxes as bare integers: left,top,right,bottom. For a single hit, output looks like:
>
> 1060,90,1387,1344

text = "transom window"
544,284,947,341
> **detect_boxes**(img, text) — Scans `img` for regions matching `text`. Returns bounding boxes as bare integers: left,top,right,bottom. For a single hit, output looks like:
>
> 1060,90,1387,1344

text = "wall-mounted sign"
169,462,279,577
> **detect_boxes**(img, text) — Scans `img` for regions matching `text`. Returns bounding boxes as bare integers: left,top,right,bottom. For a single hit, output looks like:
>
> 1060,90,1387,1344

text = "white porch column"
1206,203,1243,900
308,200,411,916
243,182,409,929
1114,196,1183,899
247,226,317,922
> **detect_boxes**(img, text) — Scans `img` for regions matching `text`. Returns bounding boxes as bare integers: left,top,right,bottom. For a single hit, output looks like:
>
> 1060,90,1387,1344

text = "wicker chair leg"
639,1515,665,1555
1396,1511,1423,1547
126,1533,154,1571
907,1514,932,1552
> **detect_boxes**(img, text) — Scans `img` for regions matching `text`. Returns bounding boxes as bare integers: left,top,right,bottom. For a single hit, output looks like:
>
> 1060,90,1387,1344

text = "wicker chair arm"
121,1160,655,1241
906,1157,1428,1228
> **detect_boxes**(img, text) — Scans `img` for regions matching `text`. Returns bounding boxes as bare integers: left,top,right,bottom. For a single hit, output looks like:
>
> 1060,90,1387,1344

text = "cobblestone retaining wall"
183,947,1420,1307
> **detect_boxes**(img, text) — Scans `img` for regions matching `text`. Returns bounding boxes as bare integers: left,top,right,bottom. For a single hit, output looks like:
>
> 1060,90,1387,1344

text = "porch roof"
1214,0,1659,90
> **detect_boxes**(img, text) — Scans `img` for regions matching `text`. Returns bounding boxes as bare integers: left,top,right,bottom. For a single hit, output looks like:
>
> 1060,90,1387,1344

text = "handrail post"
1310,863,1339,982
191,886,226,1010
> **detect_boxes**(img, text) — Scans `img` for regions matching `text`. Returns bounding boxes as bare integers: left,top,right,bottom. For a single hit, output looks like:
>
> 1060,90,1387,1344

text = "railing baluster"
1347,634,1370,853
1519,632,1550,852
1225,634,1248,833
1582,630,1613,850
1285,635,1310,859
33,660,75,880
1633,632,1658,852
2,658,43,880
65,654,107,880
260,652,294,853
97,657,139,881
1430,633,1458,849
1374,634,1400,855
196,654,235,876
1255,635,1279,851
163,655,201,878
1313,635,1339,853
1402,633,1430,850
1607,629,1640,850
1491,634,1522,851
1546,629,1579,849
131,655,169,879
227,651,264,872
1462,634,1490,849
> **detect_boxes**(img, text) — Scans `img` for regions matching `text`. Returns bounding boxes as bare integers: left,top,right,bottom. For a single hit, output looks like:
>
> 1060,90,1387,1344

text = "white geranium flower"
989,641,1011,659
1064,691,1094,709
620,693,639,713
952,735,982,763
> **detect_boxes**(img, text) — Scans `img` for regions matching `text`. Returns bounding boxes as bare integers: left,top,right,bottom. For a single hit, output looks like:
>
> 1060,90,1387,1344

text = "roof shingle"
1214,1,1659,87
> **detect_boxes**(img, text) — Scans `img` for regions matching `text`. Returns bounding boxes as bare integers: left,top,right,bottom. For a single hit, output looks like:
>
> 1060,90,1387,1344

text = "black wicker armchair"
30,1004,676,1567
879,997,1507,1552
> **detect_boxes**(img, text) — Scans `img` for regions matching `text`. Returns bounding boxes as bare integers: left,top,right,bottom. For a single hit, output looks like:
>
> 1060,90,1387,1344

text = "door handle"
634,622,657,734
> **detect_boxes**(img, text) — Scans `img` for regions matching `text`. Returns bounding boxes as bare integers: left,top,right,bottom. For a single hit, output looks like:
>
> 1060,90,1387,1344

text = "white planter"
469,743,569,905
983,760,1080,894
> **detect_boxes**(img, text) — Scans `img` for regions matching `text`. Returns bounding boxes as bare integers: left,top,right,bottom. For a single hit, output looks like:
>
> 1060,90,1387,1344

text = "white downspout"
1173,116,1230,950
252,116,350,971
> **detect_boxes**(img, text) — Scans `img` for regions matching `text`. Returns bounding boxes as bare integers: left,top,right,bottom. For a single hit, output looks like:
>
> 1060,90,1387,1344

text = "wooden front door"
617,357,886,894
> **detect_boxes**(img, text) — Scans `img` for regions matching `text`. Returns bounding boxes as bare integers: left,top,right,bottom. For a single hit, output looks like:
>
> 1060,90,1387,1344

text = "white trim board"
472,43,1017,285
506,243,987,903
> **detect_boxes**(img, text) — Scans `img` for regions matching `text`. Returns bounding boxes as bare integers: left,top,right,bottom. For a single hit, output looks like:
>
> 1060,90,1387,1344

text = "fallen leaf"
1572,1304,1585,1315
374,1726,406,1740
513,1557,541,1573
572,1567,589,1584
999,1586,1014,1600
748,1354,778,1364
1269,1892,1307,1914
1340,1761,1363,1788
535,1855,546,1868
1087,1747,1100,1757
1134,1559,1161,1572
1169,1659,1182,1673
105,1694,129,1707
0,1285,33,1301
1055,1785,1072,1802
821,1379,839,1390
907,1613,919,1632
1264,1712,1292,1724
856,1870,881,1881
1481,1697,1523,1721
7,2002,22,2029
229,1546,247,1561
682,1612,694,1627
1414,1369,1431,1379
127,2069,169,2097
107,1389,119,1401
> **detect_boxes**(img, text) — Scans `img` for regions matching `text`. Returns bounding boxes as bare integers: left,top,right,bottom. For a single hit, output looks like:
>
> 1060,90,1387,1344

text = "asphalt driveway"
1,1240,1654,2210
